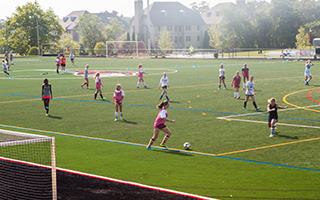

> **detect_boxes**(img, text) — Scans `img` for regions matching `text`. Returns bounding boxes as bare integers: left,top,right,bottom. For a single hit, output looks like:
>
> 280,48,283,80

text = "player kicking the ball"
113,84,125,121
267,98,287,137
147,100,175,150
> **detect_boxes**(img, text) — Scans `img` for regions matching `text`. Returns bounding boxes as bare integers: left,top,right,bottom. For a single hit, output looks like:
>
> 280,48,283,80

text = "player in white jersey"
304,60,314,85
69,53,75,66
81,64,90,89
218,64,226,89
243,76,260,111
2,59,10,77
158,72,170,101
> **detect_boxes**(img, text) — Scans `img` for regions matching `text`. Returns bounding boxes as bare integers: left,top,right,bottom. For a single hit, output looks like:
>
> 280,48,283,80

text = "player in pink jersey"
137,64,147,88
147,100,175,150
231,71,241,99
113,84,125,121
94,72,105,100
241,63,249,90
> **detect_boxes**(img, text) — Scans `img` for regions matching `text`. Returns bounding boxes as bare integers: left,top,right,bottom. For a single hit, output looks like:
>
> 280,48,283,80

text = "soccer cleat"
102,98,106,101
137,86,139,88
269,134,274,138
114,118,118,122
94,98,97,100
306,82,309,86
243,108,247,111
147,146,152,150
120,116,123,120
144,85,147,88
46,113,50,117
160,144,168,148
81,85,83,88
237,97,240,99
256,107,261,111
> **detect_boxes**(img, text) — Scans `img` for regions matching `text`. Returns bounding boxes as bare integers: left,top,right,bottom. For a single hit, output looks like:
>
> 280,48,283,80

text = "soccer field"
0,57,319,199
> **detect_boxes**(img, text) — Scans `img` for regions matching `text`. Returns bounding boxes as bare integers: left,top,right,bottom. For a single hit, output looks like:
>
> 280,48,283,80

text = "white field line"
217,118,320,129
222,104,320,119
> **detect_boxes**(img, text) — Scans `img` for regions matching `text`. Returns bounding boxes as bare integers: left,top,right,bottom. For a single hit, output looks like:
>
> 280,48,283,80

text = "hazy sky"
2,0,238,19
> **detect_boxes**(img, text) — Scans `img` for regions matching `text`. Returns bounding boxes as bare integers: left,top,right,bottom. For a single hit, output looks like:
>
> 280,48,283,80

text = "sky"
1,0,238,20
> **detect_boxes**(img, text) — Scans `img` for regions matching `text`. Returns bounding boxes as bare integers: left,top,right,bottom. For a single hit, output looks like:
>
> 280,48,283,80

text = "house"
60,10,89,42
201,3,235,25
60,11,130,42
131,0,206,49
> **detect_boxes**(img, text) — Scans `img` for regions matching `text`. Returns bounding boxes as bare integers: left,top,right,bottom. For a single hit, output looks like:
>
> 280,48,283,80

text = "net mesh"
0,129,56,200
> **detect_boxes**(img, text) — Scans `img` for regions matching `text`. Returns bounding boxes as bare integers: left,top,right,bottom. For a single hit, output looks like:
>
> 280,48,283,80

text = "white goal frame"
106,41,139,58
0,129,57,200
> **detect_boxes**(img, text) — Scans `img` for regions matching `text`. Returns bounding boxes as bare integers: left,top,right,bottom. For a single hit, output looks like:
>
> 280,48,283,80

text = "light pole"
233,33,237,58
29,15,40,57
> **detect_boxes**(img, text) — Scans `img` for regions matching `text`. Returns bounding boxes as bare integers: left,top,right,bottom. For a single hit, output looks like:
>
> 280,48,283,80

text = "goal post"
0,129,57,200
106,41,148,58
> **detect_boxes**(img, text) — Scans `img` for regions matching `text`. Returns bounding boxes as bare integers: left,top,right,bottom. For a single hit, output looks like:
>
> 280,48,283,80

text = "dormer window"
161,10,167,17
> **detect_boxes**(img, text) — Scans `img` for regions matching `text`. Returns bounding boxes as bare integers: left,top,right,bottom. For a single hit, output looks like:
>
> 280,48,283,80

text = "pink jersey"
95,77,101,89
153,108,168,128
138,68,144,78
114,90,124,105
242,67,249,77
233,75,241,88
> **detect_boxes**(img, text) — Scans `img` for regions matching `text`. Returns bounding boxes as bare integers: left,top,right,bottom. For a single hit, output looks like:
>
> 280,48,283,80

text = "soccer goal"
106,41,148,58
0,129,57,200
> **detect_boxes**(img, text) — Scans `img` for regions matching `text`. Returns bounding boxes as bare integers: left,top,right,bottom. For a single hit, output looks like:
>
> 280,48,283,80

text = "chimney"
134,0,143,36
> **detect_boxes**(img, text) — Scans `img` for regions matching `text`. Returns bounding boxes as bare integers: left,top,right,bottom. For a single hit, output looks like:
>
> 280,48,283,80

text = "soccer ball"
183,142,191,150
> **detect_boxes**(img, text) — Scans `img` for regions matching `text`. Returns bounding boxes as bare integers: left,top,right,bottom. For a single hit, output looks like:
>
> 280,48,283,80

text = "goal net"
0,129,57,200
106,41,148,58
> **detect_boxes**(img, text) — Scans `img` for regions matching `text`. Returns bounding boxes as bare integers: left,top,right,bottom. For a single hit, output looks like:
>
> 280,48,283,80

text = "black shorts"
61,63,66,67
219,76,225,80
162,86,167,89
155,124,166,129
268,117,278,122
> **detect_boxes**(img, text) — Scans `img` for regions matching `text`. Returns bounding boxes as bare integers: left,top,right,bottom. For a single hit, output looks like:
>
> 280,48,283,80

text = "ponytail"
157,100,168,109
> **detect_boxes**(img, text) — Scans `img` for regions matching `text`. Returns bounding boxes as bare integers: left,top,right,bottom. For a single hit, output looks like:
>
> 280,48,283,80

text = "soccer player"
2,59,10,76
243,76,260,111
94,72,105,100
42,78,53,116
60,55,67,73
158,72,170,101
218,64,226,90
137,64,147,88
81,64,90,89
267,98,287,137
9,52,13,65
305,60,314,86
113,84,125,121
55,56,60,74
231,71,241,99
147,100,175,150
241,63,249,90
5,55,10,70
69,53,75,66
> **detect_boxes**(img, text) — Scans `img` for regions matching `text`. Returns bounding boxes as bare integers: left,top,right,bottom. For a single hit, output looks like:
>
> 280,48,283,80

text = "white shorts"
305,72,311,77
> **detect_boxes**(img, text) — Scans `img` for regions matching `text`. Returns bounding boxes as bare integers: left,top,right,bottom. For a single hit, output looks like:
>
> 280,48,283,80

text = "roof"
145,2,205,26
60,10,89,30
201,2,235,25
94,12,130,29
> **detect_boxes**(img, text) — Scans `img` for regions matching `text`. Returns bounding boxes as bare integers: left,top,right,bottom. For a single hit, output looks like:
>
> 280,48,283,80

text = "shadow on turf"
153,148,194,156
122,119,138,124
276,133,299,140
48,115,63,119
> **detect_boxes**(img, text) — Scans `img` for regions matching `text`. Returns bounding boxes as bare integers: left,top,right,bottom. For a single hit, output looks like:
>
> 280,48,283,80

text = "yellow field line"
217,137,320,156
283,87,320,113
0,98,40,104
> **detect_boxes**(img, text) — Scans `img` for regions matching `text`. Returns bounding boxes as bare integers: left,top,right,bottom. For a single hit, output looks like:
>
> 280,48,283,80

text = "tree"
190,1,209,14
78,14,106,52
158,30,173,54
0,2,63,55
295,26,309,49
132,32,136,41
94,42,106,56
54,33,81,54
104,17,124,41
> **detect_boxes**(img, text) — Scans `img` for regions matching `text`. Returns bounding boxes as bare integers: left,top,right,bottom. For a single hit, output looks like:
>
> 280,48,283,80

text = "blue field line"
0,124,319,173
4,94,320,122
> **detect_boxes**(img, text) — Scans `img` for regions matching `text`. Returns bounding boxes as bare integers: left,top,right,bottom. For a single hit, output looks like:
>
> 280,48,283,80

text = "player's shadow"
48,115,62,119
154,148,193,156
276,134,299,140
169,101,180,103
123,119,137,124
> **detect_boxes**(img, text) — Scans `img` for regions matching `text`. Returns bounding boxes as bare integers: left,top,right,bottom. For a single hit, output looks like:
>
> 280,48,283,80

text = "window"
179,36,182,43
206,12,212,18
186,25,191,31
167,26,172,31
197,25,200,31
186,36,191,42
215,11,220,17
175,36,178,43
197,36,200,41
179,26,182,32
